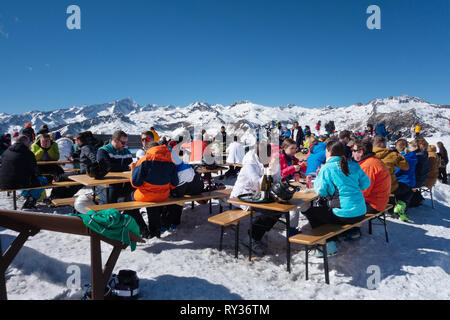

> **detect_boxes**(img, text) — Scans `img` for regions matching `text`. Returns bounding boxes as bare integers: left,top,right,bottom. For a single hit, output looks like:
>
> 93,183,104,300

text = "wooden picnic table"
0,208,144,300
227,190,319,272
68,172,131,187
37,160,73,166
0,181,83,210
68,172,132,204
223,163,243,168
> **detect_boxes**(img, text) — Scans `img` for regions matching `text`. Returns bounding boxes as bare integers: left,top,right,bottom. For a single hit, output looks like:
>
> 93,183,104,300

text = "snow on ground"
1,172,449,300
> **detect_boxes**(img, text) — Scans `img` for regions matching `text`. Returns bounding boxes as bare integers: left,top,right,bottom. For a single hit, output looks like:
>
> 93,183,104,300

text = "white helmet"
74,193,96,214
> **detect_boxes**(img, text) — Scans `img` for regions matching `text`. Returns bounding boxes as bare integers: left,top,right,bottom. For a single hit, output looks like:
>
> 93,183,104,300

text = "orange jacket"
358,155,392,212
131,145,178,202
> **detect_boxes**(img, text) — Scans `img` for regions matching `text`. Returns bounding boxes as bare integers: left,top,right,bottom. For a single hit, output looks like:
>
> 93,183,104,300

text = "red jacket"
358,155,391,212
279,151,300,178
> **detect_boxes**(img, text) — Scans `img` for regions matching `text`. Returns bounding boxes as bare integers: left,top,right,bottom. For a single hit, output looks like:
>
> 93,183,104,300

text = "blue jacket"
314,156,371,218
306,142,326,175
414,150,430,188
375,123,388,137
394,151,417,188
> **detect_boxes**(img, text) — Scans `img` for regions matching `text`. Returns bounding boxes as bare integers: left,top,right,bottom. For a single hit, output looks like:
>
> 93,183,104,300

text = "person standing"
291,121,304,151
437,141,448,184
220,126,227,162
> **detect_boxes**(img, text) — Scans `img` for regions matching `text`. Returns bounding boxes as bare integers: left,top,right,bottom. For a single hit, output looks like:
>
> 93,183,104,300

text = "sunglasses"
118,140,128,146
141,137,150,142
352,149,362,153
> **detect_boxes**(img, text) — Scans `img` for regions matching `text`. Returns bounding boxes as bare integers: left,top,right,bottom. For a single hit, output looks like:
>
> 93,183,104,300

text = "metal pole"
323,243,330,285
13,191,17,211
305,246,309,281
219,226,224,251
249,210,253,261
235,223,240,259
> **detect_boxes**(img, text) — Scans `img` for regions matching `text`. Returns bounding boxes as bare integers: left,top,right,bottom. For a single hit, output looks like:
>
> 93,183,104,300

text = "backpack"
82,270,139,300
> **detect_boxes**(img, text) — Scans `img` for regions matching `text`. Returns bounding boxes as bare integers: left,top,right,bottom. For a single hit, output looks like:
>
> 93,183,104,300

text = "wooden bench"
0,181,83,210
208,209,251,258
289,205,392,284
85,189,233,216
0,209,144,300
51,197,76,207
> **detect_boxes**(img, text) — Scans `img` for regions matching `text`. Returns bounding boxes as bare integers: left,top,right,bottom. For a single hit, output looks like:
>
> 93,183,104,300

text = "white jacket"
226,142,245,164
56,137,74,169
230,150,281,211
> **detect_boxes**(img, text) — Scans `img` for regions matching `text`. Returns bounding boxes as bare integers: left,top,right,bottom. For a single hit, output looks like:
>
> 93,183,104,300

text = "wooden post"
90,234,104,300
0,237,7,300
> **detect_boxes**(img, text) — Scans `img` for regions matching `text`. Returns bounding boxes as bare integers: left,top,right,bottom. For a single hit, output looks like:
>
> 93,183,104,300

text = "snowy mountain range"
1,95,449,144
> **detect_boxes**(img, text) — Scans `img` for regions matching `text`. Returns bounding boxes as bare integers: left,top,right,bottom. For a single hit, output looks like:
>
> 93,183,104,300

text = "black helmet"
270,179,300,203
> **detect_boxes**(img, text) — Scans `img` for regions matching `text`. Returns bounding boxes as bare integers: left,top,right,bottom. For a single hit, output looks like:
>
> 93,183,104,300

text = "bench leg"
209,199,212,215
322,243,330,285
381,213,389,243
305,246,309,281
249,211,253,261
219,226,224,251
368,219,373,235
235,223,240,259
13,191,17,211
191,201,194,210
431,188,435,209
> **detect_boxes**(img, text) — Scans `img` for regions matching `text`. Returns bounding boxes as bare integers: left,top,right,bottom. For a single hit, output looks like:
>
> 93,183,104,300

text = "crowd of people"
0,120,449,258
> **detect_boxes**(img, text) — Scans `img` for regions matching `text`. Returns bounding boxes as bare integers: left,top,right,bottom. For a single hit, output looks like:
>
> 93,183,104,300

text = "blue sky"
0,0,449,113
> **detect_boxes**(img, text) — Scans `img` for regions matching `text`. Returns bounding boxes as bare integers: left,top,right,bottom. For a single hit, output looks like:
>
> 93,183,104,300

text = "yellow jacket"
373,147,409,192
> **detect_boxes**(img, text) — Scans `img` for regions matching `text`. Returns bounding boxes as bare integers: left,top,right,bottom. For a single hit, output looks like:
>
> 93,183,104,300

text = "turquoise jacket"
314,156,371,218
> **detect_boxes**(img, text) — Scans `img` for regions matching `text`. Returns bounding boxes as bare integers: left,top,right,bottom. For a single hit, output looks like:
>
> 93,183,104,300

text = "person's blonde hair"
428,145,437,153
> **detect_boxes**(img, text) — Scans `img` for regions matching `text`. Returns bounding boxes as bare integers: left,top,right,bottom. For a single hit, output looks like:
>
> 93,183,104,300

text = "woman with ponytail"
300,140,371,256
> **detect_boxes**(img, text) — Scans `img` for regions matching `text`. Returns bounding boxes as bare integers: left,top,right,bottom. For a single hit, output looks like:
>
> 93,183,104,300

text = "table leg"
285,212,291,273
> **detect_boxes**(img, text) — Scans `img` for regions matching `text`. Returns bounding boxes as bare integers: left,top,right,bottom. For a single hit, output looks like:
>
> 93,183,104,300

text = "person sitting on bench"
97,130,134,204
230,140,283,256
129,142,179,239
393,139,418,222
349,138,391,239
31,133,63,178
300,140,371,257
0,135,48,209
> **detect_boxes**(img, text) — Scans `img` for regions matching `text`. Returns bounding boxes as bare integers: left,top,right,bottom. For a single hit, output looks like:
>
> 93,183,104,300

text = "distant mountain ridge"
1,95,449,144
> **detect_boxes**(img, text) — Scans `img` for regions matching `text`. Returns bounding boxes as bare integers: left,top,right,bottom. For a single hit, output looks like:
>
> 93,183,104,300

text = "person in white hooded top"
230,141,298,256
56,135,75,170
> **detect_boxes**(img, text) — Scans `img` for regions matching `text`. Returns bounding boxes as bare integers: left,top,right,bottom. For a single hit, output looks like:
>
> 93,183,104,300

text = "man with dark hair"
97,130,134,203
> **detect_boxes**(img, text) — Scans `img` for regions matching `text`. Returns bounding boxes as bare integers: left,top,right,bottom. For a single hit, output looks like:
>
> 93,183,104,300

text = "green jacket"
70,209,141,251
31,135,60,161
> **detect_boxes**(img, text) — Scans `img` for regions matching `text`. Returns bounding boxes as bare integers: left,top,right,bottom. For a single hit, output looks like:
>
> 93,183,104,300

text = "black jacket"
0,143,40,189
414,150,430,188
291,127,304,147
80,144,98,174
